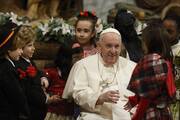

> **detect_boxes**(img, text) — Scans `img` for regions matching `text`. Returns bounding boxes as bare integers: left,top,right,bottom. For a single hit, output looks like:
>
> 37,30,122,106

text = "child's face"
8,48,23,61
22,41,35,59
72,52,83,65
75,20,95,46
163,19,178,43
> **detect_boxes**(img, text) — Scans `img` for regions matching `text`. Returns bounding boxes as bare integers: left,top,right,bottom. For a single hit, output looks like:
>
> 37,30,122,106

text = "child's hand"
41,77,49,88
124,101,133,112
124,95,133,111
47,95,62,104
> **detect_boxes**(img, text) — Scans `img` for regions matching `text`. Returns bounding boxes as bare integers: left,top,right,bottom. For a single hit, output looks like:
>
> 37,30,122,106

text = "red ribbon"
26,65,37,78
17,65,37,80
17,68,26,80
166,61,176,97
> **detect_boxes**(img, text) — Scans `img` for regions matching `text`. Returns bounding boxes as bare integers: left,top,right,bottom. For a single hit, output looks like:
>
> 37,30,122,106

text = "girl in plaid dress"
124,22,176,120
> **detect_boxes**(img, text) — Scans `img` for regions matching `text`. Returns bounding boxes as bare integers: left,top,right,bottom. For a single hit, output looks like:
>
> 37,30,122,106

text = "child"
124,22,176,120
163,13,180,57
0,20,30,120
73,11,98,57
14,25,58,120
114,9,144,62
163,11,180,120
44,44,83,120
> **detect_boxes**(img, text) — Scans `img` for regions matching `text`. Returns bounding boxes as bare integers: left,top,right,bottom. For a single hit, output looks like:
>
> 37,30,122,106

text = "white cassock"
62,54,136,120
171,40,180,56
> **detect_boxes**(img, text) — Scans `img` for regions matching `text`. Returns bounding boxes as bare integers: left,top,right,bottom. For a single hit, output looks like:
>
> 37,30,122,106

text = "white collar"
21,56,31,63
6,57,15,67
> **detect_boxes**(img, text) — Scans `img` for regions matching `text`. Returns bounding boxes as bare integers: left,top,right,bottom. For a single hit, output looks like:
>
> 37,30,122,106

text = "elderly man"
63,28,136,120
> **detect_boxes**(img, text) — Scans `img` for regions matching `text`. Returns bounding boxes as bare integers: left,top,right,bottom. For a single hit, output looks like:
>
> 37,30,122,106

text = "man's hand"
96,90,120,105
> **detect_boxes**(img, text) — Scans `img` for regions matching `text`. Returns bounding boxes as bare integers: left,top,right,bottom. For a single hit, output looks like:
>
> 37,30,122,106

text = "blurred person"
114,9,144,62
124,23,176,120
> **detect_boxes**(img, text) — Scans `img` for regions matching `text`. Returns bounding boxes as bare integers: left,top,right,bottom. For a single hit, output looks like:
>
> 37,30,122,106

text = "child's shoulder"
0,59,15,73
15,59,29,69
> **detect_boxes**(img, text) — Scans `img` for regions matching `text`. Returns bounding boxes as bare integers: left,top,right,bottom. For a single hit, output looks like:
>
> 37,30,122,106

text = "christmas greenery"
35,18,74,45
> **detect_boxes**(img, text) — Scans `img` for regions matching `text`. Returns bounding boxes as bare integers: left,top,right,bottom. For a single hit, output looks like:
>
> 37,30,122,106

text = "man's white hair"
99,28,122,41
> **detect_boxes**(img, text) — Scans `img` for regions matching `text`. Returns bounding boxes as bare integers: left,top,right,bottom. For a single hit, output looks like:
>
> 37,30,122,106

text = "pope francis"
63,28,136,120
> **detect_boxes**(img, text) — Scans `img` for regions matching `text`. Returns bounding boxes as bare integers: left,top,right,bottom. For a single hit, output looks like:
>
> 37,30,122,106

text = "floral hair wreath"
78,10,96,18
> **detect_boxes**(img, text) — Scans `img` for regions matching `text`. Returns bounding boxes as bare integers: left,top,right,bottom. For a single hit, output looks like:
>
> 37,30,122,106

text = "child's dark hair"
54,44,72,80
72,46,83,55
163,13,180,32
114,8,143,62
142,22,173,62
0,20,21,58
75,11,98,31
75,11,98,46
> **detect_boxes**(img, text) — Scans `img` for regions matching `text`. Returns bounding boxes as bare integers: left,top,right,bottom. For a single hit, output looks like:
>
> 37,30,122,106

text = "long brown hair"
142,22,173,62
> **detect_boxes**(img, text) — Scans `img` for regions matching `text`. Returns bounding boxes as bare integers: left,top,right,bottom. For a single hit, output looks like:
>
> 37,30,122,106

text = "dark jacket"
0,58,30,120
15,57,47,120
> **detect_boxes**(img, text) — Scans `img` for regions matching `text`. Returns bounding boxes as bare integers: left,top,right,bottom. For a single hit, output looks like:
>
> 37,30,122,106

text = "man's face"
98,32,121,66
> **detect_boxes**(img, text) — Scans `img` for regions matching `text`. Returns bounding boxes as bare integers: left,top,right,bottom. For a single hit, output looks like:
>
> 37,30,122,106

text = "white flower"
38,23,50,35
53,26,61,33
62,23,71,34
36,17,75,43
50,17,54,23
95,18,103,33
9,12,23,26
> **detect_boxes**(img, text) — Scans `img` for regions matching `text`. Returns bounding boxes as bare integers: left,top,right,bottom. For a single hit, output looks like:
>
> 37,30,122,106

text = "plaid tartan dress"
128,53,173,120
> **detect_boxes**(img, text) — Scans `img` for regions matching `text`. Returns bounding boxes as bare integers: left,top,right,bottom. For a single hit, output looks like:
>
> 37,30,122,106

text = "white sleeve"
62,63,79,100
72,62,101,112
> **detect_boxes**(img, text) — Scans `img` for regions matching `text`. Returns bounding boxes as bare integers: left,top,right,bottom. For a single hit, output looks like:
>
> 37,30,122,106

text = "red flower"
26,65,37,78
80,12,84,16
84,11,88,17
91,9,96,16
17,68,26,80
